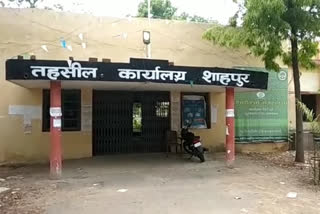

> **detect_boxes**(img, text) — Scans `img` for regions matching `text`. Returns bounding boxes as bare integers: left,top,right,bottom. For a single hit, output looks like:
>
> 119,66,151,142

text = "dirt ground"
0,152,319,214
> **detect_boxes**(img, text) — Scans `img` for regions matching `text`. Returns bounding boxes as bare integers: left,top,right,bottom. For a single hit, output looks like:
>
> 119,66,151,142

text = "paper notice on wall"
25,106,41,119
24,115,32,134
211,105,217,123
24,124,32,134
53,118,61,128
50,107,62,117
82,105,92,132
226,109,235,118
9,105,25,115
24,115,32,125
9,105,41,119
9,105,41,134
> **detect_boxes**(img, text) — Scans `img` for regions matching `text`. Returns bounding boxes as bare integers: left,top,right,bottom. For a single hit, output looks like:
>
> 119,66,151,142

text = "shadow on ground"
0,153,319,214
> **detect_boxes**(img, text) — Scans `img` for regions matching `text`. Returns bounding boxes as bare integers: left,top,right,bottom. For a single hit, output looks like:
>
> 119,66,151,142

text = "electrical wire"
5,15,234,61
7,16,128,58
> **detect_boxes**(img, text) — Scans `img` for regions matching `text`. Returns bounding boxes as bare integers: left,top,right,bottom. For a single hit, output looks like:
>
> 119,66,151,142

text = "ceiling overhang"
6,57,269,92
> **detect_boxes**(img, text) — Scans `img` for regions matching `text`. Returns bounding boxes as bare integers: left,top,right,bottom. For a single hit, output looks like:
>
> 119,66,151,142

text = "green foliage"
203,26,248,49
282,40,318,69
8,0,41,8
297,101,320,134
176,12,189,20
137,0,210,23
5,0,63,10
133,118,142,132
298,102,320,186
137,0,177,19
228,12,238,27
175,12,211,23
204,0,320,163
203,0,320,72
133,102,142,132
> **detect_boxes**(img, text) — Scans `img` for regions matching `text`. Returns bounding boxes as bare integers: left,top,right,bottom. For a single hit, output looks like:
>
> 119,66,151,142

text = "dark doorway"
301,94,318,121
92,91,170,155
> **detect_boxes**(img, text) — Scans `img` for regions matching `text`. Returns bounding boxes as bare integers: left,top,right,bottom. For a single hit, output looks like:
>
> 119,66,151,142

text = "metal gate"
93,91,170,155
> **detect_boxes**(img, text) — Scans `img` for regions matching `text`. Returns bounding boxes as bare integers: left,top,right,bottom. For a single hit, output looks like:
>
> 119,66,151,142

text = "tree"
3,0,63,10
176,12,211,23
203,0,320,163
44,4,63,11
137,0,177,19
8,0,41,8
297,101,320,184
137,0,210,23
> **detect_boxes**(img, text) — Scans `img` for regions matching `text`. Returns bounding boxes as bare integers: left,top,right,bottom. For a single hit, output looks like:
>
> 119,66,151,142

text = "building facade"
0,8,288,165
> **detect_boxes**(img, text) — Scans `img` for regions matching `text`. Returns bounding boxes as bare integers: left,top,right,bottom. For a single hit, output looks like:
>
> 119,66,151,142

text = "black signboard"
6,58,268,89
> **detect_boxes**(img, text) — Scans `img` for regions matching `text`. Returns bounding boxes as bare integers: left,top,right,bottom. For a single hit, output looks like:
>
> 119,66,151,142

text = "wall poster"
182,95,207,129
235,68,288,143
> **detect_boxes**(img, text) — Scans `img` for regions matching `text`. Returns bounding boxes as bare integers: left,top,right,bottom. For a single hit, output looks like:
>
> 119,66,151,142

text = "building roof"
0,8,265,68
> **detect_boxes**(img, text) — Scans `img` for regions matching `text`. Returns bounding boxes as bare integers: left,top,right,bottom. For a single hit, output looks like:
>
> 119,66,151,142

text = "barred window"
155,101,170,118
42,90,81,132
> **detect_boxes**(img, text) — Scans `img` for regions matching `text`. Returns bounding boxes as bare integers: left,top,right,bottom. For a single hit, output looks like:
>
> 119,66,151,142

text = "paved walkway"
1,153,319,214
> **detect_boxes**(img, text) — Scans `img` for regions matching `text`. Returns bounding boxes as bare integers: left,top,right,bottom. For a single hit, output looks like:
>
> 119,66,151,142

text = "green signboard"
235,68,288,143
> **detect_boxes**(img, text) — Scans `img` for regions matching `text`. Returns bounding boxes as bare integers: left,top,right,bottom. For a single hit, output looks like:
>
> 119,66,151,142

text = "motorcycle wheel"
197,151,205,162
183,142,193,155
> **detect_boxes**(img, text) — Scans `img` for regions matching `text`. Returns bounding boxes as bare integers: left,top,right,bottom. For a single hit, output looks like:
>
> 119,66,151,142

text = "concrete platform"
0,153,319,214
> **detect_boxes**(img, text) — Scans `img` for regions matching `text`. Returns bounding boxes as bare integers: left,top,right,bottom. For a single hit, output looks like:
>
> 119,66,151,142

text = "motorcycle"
181,121,206,162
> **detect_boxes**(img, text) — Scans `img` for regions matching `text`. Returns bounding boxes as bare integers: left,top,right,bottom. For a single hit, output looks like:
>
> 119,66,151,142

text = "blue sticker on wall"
60,39,67,48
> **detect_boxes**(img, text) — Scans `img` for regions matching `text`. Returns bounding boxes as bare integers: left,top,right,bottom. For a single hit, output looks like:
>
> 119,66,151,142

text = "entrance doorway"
92,91,170,155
